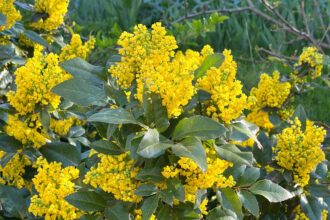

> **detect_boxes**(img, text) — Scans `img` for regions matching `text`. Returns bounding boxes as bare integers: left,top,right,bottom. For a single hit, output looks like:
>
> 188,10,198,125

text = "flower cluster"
162,147,235,207
0,151,31,189
7,46,72,115
134,209,156,220
196,50,250,123
32,0,70,31
59,34,95,62
0,0,21,31
275,118,326,186
5,114,49,148
294,204,328,220
29,157,82,220
84,152,142,203
50,116,84,136
247,71,291,130
109,23,213,117
295,47,323,79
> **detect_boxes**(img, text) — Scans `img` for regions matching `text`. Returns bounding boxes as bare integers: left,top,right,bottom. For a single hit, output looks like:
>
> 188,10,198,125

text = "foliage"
0,1,329,220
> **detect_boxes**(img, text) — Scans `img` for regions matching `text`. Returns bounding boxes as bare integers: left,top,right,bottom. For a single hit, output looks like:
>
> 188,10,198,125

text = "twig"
257,47,297,61
313,0,330,44
300,0,310,36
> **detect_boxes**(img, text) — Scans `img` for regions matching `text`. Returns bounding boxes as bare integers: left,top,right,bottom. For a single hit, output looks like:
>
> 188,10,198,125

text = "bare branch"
313,0,330,44
300,0,310,35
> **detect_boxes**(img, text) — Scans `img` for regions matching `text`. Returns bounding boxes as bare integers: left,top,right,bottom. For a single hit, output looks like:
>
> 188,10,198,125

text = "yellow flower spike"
29,157,82,220
295,47,323,79
275,118,326,187
32,0,70,31
0,0,21,32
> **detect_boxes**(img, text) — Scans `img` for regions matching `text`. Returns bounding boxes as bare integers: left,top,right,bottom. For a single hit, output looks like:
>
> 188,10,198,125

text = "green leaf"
88,108,143,126
136,167,165,182
0,152,16,168
0,185,28,218
252,131,272,166
104,84,127,106
0,134,21,153
172,116,227,141
90,140,123,155
237,167,260,187
143,90,169,132
194,53,225,79
40,109,50,131
21,148,42,163
231,120,262,149
24,30,49,47
52,78,107,106
237,190,259,217
78,214,99,220
135,183,159,197
59,58,106,83
137,128,172,158
159,188,174,206
40,142,81,167
168,178,185,202
65,191,107,212
291,104,307,130
141,194,159,220
250,180,293,202
305,183,330,198
215,144,253,166
0,12,7,26
172,137,207,172
105,202,129,220
300,194,325,220
220,188,243,220
194,189,207,209
206,206,236,220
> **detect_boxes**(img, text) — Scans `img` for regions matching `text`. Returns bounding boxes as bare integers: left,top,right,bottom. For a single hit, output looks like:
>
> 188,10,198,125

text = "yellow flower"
84,152,142,203
295,47,323,79
32,0,69,31
59,34,95,62
7,46,72,115
0,0,21,31
275,118,326,187
29,157,82,220
196,49,249,124
0,151,31,188
5,114,49,148
49,116,83,136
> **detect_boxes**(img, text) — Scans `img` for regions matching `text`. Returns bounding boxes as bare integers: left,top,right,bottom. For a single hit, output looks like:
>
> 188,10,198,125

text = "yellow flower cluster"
29,157,82,220
0,0,21,31
295,47,323,79
0,151,31,188
196,49,249,123
109,23,212,117
49,116,84,135
275,118,326,186
247,71,291,130
162,147,235,206
59,34,95,62
32,0,70,31
134,209,156,220
84,152,142,203
230,138,255,148
5,114,48,148
250,71,291,109
7,46,72,115
18,34,36,48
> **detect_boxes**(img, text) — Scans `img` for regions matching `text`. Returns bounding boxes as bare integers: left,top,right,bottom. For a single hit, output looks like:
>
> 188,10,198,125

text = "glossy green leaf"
136,167,165,182
52,78,107,106
0,152,16,168
168,178,185,202
220,188,243,220
300,194,325,220
172,116,227,141
231,120,262,149
40,109,50,131
250,180,293,202
142,194,159,220
0,12,7,26
215,144,253,166
143,90,169,132
237,167,260,187
172,137,207,172
59,58,106,83
0,185,28,218
252,131,272,166
105,202,129,220
88,108,143,126
194,53,225,79
90,139,123,155
291,104,307,130
24,30,49,47
137,128,173,158
159,188,174,206
0,134,21,153
65,191,107,212
40,142,81,167
135,183,159,197
206,206,236,220
305,183,330,198
237,190,259,217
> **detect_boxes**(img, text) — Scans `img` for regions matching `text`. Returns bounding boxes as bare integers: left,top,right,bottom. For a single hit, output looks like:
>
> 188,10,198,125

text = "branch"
313,0,330,44
300,0,310,36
